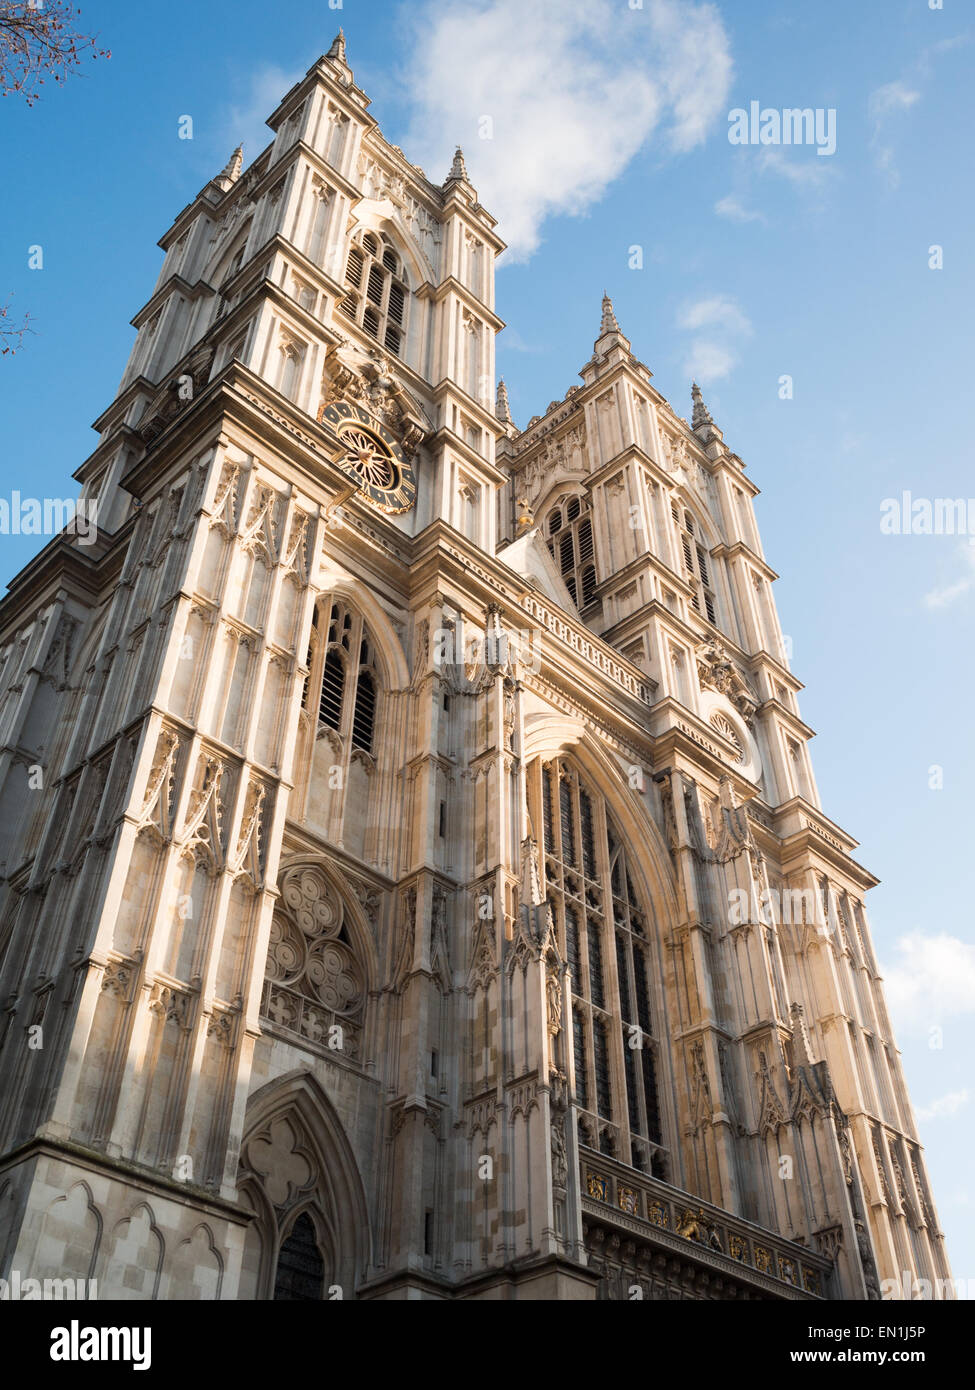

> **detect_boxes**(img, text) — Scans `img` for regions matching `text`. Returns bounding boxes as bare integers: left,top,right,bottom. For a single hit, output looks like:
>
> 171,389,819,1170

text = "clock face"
318,400,417,515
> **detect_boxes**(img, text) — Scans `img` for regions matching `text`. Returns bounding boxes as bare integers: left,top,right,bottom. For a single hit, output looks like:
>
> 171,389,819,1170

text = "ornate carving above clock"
317,340,428,515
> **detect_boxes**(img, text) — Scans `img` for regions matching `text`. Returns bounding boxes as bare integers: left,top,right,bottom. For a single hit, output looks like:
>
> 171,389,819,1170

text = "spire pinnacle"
600,292,620,337
213,145,243,192
446,146,469,184
691,382,714,430
327,28,347,63
496,378,514,428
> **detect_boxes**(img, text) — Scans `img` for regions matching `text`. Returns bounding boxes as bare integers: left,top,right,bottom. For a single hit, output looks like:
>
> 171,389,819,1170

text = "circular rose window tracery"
709,711,745,763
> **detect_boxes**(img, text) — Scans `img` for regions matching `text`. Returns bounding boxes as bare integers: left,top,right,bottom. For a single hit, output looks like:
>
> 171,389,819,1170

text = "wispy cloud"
924,542,975,610
678,294,752,383
869,37,970,187
400,0,733,261
678,294,753,336
497,326,543,355
715,194,767,225
683,341,737,383
917,1089,970,1124
883,932,975,1031
868,80,921,188
759,147,835,192
220,63,304,171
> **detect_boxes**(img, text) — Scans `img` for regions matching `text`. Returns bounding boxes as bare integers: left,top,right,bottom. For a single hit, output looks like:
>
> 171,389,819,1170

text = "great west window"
528,757,667,1179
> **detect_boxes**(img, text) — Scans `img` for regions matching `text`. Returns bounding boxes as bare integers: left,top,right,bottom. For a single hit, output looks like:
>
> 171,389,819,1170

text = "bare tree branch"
0,297,34,355
0,1,110,105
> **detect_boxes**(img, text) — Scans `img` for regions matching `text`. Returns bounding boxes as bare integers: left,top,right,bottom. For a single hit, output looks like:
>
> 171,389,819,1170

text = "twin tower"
0,36,951,1300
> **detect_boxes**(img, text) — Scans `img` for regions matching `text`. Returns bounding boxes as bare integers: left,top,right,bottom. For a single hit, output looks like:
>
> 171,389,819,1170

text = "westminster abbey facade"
0,36,953,1300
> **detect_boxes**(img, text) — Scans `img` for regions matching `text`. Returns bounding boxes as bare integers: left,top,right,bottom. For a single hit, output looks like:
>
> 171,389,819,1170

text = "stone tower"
0,38,952,1301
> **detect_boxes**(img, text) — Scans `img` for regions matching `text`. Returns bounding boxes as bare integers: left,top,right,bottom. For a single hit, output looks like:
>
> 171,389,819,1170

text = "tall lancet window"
338,231,409,357
303,602,380,757
531,758,667,1179
671,501,718,626
546,495,598,610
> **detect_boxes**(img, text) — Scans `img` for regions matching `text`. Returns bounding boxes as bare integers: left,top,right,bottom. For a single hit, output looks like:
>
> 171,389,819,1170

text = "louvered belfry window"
304,601,380,756
337,231,409,357
545,495,598,610
671,501,718,626
534,759,667,1177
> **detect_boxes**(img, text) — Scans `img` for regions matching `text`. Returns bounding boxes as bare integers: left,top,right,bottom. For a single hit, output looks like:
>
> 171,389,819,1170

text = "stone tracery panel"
261,864,366,1060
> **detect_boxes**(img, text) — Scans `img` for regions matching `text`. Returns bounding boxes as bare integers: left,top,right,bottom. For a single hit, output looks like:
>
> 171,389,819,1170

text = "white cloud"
401,0,732,261
923,541,975,610
868,81,921,188
869,80,922,122
715,194,766,225
883,932,975,1031
925,576,974,609
678,294,751,383
916,1090,970,1124
678,294,752,337
682,339,737,384
759,147,834,191
221,63,303,171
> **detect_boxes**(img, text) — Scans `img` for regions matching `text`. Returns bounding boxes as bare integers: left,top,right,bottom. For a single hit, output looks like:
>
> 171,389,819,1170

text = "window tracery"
303,601,379,756
546,495,597,609
671,500,718,625
261,864,367,1059
532,758,667,1178
338,231,409,357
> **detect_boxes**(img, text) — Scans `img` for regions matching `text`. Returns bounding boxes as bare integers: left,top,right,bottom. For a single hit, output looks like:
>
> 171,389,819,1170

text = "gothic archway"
238,1070,371,1299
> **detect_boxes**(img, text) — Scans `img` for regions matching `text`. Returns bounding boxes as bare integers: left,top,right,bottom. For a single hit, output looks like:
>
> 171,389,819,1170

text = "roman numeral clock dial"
318,400,417,515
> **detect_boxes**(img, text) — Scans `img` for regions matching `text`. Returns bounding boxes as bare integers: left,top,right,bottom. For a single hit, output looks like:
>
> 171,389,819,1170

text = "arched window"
533,758,666,1178
273,1212,324,1301
545,495,598,610
303,601,380,755
338,231,409,357
671,500,718,626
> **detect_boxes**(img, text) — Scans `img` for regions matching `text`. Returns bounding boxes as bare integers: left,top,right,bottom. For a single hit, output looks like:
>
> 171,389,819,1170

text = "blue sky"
2,0,973,1288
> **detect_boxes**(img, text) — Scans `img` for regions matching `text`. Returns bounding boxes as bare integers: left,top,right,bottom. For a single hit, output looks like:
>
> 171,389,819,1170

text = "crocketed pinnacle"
691,382,714,430
327,29,347,63
220,145,243,185
496,378,514,428
446,147,469,183
600,292,620,337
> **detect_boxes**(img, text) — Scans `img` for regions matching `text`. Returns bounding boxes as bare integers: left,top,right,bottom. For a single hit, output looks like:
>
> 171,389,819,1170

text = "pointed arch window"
671,501,718,626
303,601,381,757
545,495,598,611
338,231,410,357
532,759,667,1177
